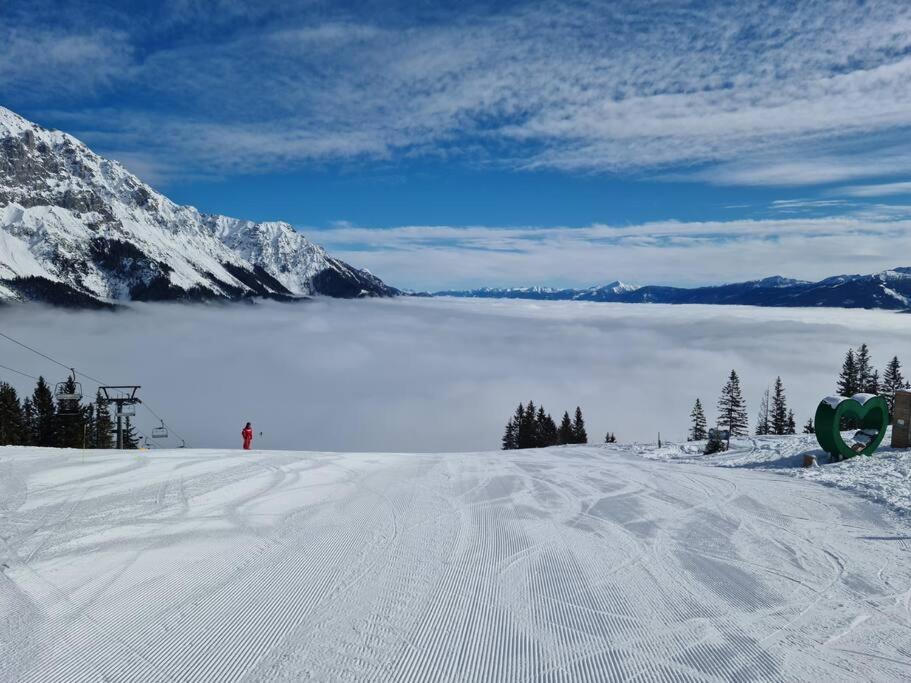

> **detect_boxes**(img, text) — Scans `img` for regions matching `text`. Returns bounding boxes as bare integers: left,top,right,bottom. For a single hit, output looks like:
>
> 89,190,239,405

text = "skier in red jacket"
242,422,254,450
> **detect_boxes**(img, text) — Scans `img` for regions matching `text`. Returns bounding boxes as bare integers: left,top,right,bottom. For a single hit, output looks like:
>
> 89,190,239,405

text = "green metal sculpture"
814,393,889,461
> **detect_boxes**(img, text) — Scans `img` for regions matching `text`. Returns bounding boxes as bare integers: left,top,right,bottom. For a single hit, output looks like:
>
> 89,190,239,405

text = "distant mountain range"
0,107,398,307
434,270,911,310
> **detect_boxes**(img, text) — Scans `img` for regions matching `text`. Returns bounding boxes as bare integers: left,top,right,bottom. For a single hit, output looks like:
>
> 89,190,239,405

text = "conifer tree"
837,348,859,397
0,382,25,445
689,399,707,441
803,417,815,434
502,418,517,450
92,391,114,449
717,370,748,437
55,375,87,448
770,377,788,435
518,401,537,449
558,411,573,445
881,356,908,414
571,407,587,444
21,398,35,446
31,377,57,447
786,409,796,435
604,432,617,443
755,389,770,436
122,417,139,449
856,344,877,394
537,409,558,447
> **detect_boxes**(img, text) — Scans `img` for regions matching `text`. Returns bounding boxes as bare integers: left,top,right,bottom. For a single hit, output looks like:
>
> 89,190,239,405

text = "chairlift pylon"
151,420,168,439
55,368,83,416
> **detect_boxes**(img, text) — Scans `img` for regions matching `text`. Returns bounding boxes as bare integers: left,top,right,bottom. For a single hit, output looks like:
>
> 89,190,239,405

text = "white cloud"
312,214,911,290
838,181,911,197
2,299,908,451
10,1,911,184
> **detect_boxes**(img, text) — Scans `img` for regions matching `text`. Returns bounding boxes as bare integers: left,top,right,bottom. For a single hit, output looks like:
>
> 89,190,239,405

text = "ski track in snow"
0,445,910,681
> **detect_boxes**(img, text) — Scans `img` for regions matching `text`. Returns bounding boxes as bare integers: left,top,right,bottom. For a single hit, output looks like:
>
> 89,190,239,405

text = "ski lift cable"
0,329,188,446
0,363,40,381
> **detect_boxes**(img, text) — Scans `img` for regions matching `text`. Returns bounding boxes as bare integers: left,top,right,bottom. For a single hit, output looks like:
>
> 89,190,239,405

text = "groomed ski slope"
1,444,910,681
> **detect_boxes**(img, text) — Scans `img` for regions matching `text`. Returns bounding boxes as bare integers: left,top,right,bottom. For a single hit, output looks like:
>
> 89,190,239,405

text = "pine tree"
92,391,113,449
122,417,139,449
755,389,770,436
803,417,815,434
837,348,859,397
770,377,788,435
704,430,727,454
0,382,25,445
502,418,517,450
55,375,86,448
537,410,558,447
881,356,908,414
558,411,573,445
571,406,587,444
21,398,34,446
604,432,617,443
856,344,877,394
689,399,707,441
786,409,796,435
717,370,748,437
518,401,537,449
31,377,57,447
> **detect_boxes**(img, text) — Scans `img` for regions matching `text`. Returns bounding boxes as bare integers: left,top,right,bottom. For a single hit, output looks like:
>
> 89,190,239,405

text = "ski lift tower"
99,386,141,449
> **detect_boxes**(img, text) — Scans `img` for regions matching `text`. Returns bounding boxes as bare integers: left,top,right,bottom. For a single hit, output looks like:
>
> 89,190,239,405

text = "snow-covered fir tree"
882,356,909,414
717,370,748,437
856,344,878,394
786,409,796,435
771,377,788,435
803,417,815,434
689,399,707,441
755,388,770,436
837,348,859,397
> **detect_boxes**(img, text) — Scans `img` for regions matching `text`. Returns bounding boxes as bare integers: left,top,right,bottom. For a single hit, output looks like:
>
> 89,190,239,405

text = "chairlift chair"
151,421,169,439
54,369,83,416
116,403,136,418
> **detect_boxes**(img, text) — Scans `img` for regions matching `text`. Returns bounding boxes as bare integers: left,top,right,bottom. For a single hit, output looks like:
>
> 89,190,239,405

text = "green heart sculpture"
814,393,889,461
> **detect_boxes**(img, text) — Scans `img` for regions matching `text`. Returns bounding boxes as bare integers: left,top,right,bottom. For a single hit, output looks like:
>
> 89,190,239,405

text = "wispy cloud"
838,181,911,197
6,1,911,185
314,212,911,290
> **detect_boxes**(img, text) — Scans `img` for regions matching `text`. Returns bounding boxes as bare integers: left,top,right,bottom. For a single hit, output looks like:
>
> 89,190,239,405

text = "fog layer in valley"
1,298,908,452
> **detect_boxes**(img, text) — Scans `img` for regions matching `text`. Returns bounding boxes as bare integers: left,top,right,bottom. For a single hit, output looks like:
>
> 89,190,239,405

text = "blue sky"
3,0,911,289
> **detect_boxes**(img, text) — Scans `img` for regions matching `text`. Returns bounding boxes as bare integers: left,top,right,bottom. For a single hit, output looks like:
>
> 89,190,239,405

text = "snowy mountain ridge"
0,106,398,306
437,269,911,310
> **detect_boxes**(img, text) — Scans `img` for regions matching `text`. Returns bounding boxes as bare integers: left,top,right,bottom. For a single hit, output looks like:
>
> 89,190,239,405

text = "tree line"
502,402,589,449
0,376,139,449
688,345,909,449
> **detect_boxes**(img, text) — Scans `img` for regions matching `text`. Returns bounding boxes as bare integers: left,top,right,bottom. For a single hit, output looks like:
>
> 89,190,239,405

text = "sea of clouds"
2,298,910,452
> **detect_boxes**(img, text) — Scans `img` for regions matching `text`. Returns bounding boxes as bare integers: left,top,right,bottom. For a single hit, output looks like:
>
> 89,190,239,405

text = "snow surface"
637,431,911,515
2,442,910,681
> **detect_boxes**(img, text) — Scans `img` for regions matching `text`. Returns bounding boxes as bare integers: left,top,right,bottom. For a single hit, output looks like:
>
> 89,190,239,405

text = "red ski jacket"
242,427,253,449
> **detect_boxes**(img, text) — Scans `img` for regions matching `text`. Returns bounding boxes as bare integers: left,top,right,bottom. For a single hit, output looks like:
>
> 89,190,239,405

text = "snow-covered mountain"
437,270,911,309
0,106,398,306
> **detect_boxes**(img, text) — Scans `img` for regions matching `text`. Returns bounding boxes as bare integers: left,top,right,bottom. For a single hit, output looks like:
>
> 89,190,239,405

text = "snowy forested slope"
1,443,910,681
